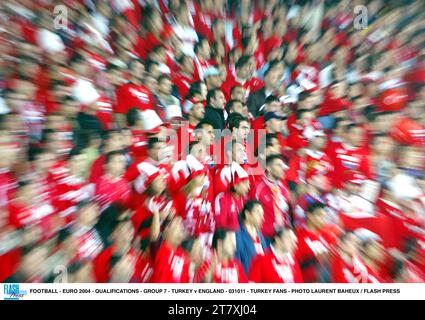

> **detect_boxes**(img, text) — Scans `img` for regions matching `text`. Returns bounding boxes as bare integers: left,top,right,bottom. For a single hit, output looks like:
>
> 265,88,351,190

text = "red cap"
377,87,409,113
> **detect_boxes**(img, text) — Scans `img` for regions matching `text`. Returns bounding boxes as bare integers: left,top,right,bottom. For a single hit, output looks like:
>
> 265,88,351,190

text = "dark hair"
128,59,144,71
230,85,243,96
296,108,310,120
188,141,200,154
344,123,358,133
225,99,243,114
272,227,292,245
157,74,171,84
227,113,248,132
207,89,221,105
195,119,214,130
194,37,208,55
105,150,124,164
235,55,251,70
188,82,204,98
240,200,262,221
266,154,284,167
147,137,161,151
298,91,310,103
68,147,83,160
212,229,233,250
266,133,278,147
145,59,159,73
181,237,197,253
265,95,280,105
126,108,140,127
305,202,326,216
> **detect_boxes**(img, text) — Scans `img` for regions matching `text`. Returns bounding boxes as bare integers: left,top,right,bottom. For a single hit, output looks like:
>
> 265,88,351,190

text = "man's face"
267,158,286,180
107,154,126,177
112,221,134,252
191,143,207,162
234,179,250,195
148,142,165,161
108,134,125,152
166,217,187,246
232,142,245,164
347,127,365,147
78,204,99,228
35,152,55,174
231,86,246,102
182,57,194,75
69,154,87,177
235,120,250,141
264,68,280,90
201,41,211,59
212,91,226,109
190,103,205,121
266,101,281,113
310,135,326,150
222,232,237,258
280,229,298,254
311,208,326,229
198,124,215,146
150,174,166,196
237,64,250,80
249,204,264,229
373,136,394,156
159,78,172,95
266,118,282,133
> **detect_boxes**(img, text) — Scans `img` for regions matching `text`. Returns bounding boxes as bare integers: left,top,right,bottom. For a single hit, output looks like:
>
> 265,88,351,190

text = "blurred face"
190,102,205,121
107,133,125,152
310,135,326,150
69,154,87,177
150,174,166,196
222,232,237,258
267,158,286,180
198,124,215,146
264,68,280,90
266,118,282,133
211,90,226,109
266,101,281,113
339,233,360,257
373,136,394,156
234,120,250,141
191,144,207,162
106,154,126,177
231,86,246,102
77,203,99,228
34,152,55,175
200,83,208,100
110,255,135,283
159,78,172,95
189,239,204,266
230,101,247,116
165,217,187,247
365,240,385,262
232,142,245,164
234,179,250,195
247,204,264,229
310,208,326,229
148,141,165,161
279,229,298,254
182,57,194,75
237,64,250,80
21,247,48,278
375,113,398,134
111,221,134,252
347,126,365,147
344,181,362,195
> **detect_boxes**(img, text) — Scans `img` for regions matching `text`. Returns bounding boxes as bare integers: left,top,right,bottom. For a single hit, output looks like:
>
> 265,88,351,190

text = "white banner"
1,283,425,300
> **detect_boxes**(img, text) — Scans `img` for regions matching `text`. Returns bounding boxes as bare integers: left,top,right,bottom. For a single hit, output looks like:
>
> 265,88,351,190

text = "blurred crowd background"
0,0,425,283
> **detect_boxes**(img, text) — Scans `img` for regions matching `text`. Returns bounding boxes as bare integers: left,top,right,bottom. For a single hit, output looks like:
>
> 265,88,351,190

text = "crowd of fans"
0,0,425,283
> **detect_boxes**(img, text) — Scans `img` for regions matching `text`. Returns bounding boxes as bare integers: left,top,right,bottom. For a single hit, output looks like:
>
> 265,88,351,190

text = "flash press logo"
3,284,28,300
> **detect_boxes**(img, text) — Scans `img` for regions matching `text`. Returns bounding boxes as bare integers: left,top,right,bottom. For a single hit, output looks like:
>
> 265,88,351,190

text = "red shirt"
326,142,373,189
287,150,333,185
94,174,131,209
249,248,303,283
172,72,194,100
251,176,290,238
89,155,106,184
151,242,191,283
221,73,264,100
295,226,331,282
213,259,247,283
115,83,154,114
214,192,246,231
